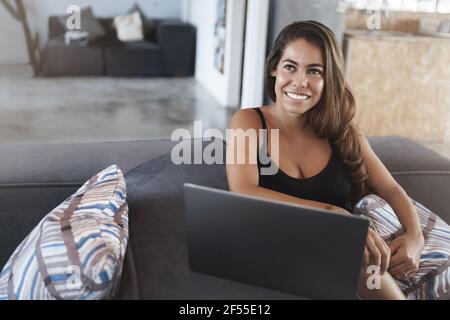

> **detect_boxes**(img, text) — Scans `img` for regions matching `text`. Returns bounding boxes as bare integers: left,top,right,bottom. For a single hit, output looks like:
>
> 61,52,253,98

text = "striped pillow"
354,194,450,300
0,165,128,300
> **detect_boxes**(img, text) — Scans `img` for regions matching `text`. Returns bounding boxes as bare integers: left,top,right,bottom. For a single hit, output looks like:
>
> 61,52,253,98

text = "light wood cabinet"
343,30,450,142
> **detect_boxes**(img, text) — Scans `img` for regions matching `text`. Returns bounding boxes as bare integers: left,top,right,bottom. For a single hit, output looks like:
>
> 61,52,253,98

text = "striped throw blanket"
354,194,449,300
0,165,129,300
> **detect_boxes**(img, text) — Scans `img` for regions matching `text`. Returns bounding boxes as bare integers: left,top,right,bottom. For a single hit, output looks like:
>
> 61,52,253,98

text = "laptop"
183,183,369,300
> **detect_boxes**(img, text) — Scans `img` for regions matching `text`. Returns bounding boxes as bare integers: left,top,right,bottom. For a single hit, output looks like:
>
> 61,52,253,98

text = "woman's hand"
362,228,391,275
388,231,425,280
325,206,391,275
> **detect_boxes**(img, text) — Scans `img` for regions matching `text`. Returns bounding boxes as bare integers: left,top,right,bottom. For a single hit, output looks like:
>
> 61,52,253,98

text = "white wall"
240,0,270,108
188,0,245,108
0,5,28,64
269,0,345,47
0,0,182,64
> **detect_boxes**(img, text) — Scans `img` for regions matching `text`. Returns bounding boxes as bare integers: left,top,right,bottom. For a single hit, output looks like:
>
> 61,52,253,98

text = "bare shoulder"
229,108,262,130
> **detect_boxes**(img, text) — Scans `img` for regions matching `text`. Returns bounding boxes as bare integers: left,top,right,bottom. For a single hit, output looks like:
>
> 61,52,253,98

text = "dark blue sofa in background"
42,16,196,77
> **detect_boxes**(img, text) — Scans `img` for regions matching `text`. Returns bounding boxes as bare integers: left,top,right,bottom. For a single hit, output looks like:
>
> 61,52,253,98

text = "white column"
181,0,191,22
240,0,270,109
223,0,246,107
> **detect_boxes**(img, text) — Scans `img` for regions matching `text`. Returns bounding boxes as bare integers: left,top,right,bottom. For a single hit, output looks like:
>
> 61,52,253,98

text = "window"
437,0,450,12
343,0,450,13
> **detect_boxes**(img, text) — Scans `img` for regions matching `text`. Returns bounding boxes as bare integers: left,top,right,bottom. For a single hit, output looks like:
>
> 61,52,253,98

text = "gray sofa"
0,137,449,300
42,16,196,77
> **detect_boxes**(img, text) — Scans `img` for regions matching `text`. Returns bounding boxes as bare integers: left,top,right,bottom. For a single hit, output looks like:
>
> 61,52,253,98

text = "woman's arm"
356,128,424,278
356,130,422,236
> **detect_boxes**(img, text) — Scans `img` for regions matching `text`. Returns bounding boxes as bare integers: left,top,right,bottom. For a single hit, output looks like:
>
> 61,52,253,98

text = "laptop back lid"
184,183,369,300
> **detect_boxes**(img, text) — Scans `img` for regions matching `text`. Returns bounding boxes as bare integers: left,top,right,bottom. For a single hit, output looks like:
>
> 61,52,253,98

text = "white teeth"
286,92,310,100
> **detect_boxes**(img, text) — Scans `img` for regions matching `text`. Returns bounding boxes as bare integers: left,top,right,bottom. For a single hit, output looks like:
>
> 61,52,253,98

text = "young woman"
226,21,449,300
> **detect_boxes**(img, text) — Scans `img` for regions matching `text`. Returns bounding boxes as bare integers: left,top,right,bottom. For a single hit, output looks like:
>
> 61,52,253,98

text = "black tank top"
254,107,352,211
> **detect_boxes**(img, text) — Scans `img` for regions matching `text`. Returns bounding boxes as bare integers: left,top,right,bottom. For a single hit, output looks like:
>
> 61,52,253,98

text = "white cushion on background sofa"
114,11,144,42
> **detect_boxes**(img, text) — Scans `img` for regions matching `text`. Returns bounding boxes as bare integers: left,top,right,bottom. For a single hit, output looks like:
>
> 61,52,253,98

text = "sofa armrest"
369,136,450,224
157,20,196,76
0,140,175,269
48,15,65,40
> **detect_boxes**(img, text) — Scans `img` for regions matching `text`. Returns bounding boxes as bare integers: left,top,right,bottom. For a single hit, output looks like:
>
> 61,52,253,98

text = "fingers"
389,250,404,268
389,245,418,273
389,253,420,279
390,264,418,280
365,229,390,275
387,235,421,280
389,238,402,254
406,266,419,279
365,233,382,271
361,247,370,270
374,234,390,274
389,262,409,279
366,236,383,274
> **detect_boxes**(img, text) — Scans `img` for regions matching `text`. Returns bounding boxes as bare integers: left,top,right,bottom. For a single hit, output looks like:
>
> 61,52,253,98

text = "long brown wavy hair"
264,20,370,207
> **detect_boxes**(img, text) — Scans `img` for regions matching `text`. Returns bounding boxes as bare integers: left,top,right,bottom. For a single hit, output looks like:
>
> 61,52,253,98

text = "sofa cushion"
368,136,450,224
126,4,157,42
58,6,106,39
114,11,144,42
354,194,450,300
124,139,303,299
92,18,123,48
105,42,164,76
121,41,159,49
42,36,104,76
0,165,129,300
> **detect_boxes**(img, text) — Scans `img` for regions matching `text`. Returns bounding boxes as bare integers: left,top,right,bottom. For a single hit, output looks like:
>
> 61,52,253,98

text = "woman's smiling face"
271,38,325,116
